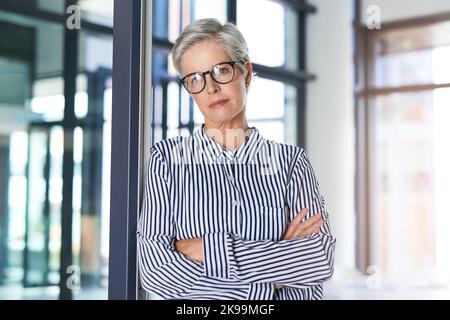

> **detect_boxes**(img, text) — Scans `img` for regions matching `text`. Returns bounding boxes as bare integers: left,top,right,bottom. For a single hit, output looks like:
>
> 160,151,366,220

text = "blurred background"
0,0,449,299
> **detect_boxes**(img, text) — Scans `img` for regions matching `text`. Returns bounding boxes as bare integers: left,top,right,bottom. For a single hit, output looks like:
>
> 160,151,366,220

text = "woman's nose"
205,73,220,94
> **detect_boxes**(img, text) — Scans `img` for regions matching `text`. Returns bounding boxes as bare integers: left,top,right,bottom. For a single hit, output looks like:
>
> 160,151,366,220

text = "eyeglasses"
180,61,242,94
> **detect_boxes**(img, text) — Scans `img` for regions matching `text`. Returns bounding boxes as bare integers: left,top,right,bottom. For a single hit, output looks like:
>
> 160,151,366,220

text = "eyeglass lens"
185,63,234,93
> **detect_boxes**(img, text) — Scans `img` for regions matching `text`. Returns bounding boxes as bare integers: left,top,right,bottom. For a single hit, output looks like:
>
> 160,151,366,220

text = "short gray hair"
171,18,250,77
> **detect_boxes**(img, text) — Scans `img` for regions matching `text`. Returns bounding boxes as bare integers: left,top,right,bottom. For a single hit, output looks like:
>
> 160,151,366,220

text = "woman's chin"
206,111,236,123
205,107,244,123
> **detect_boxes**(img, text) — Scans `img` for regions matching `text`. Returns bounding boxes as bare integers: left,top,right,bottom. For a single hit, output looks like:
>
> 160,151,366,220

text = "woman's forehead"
180,40,231,74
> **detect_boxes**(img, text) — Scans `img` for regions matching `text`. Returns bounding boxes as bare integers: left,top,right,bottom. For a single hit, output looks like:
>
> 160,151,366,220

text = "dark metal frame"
273,0,316,13
0,137,10,284
108,0,142,300
227,0,237,24
58,1,79,300
296,0,309,147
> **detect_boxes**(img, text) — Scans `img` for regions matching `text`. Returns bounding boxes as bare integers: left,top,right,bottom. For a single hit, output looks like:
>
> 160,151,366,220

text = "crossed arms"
137,147,336,299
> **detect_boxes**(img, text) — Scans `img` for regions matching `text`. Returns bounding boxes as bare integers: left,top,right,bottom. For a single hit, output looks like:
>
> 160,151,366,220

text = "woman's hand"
274,208,324,290
282,208,323,240
174,237,204,263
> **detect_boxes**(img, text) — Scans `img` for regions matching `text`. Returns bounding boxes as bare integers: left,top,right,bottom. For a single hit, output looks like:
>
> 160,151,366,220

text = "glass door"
23,126,62,287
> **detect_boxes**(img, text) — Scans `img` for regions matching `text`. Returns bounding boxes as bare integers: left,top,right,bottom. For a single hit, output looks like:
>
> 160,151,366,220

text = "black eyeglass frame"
179,60,244,94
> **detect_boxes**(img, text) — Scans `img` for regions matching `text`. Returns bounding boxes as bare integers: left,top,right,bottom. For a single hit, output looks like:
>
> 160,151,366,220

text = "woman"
137,18,335,300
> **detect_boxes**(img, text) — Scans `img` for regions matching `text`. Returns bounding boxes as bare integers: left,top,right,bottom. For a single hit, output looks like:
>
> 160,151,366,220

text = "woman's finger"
283,221,297,240
283,208,308,240
292,208,308,224
298,220,323,237
292,214,322,236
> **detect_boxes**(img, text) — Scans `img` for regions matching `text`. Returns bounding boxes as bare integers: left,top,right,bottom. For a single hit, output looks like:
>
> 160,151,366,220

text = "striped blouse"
137,124,336,300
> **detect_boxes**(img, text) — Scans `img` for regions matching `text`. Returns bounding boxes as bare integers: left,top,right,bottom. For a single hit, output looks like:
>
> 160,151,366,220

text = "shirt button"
228,176,234,182
232,199,240,206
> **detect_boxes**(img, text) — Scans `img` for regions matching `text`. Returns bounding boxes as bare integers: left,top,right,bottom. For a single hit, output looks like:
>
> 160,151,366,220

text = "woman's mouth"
209,99,228,108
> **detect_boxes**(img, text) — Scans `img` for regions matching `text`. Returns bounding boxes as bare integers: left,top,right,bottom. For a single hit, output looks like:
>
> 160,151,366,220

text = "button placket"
231,157,244,236
219,154,243,235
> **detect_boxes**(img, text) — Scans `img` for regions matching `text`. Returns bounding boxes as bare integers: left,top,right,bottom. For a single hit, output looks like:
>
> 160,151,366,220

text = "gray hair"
171,18,250,77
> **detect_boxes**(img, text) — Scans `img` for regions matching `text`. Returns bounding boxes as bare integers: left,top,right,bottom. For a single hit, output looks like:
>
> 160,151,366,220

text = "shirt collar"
193,123,264,164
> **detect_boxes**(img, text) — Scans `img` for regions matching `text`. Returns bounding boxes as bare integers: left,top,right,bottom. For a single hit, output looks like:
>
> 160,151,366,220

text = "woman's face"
179,39,252,125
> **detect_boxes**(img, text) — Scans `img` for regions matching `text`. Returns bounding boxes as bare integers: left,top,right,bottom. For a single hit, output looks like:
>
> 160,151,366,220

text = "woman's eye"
190,76,199,85
219,67,229,74
213,65,228,75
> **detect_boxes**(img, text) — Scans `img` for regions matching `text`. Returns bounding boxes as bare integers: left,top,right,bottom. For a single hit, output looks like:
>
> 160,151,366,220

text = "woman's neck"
203,120,252,151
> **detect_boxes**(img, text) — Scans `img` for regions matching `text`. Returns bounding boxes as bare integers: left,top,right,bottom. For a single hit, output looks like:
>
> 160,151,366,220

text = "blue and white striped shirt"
137,124,336,300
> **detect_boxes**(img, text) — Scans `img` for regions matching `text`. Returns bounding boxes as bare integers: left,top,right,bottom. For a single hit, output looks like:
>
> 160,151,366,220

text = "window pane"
369,89,450,285
73,30,113,299
166,0,227,44
31,77,65,122
194,0,227,23
372,49,433,87
237,0,299,70
249,120,284,143
0,15,64,296
246,78,285,119
0,2,113,299
247,79,297,145
432,46,450,84
237,0,284,67
79,0,114,27
370,21,450,87
167,81,180,130
37,0,65,14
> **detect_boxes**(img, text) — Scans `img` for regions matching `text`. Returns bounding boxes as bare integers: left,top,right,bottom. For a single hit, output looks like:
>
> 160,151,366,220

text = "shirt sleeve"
202,149,336,287
137,145,205,299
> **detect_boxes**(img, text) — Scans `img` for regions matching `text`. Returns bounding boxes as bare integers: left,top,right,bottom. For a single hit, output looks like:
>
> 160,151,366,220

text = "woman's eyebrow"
186,60,231,75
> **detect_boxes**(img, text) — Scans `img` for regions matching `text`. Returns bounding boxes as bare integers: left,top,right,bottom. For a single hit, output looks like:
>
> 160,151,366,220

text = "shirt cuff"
202,232,235,279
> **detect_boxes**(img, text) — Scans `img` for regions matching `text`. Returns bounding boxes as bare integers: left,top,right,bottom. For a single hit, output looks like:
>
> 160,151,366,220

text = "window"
357,18,450,287
0,0,113,299
151,0,314,146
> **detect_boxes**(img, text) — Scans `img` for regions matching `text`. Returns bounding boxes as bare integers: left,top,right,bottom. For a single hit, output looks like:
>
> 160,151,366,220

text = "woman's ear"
244,60,253,86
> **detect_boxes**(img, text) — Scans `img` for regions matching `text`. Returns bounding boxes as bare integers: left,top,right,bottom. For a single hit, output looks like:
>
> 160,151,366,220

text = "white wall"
306,0,355,272
360,0,450,23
